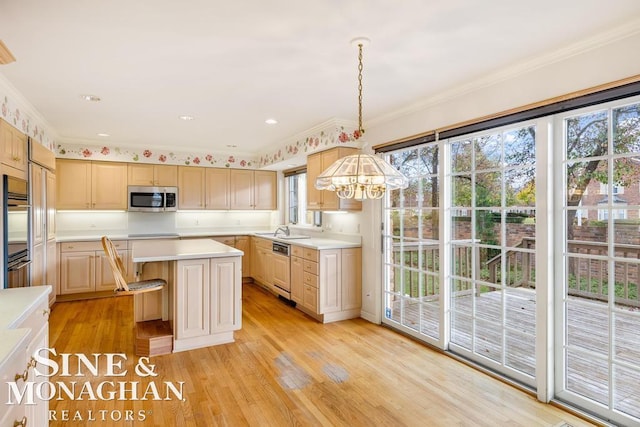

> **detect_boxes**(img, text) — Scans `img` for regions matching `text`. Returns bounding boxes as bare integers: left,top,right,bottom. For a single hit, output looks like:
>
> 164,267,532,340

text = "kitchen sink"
253,232,310,240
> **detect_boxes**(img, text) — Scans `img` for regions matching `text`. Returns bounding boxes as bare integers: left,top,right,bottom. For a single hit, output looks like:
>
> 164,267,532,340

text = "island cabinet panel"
210,257,242,332
171,255,242,353
175,259,210,340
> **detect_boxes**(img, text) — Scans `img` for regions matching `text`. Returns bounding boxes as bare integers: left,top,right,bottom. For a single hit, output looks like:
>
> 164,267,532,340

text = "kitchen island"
131,239,243,352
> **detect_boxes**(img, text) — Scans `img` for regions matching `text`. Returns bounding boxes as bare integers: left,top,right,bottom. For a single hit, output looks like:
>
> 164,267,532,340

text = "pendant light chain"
357,43,364,135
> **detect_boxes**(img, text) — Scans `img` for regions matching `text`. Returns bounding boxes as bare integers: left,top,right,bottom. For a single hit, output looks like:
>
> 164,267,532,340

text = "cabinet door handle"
13,416,27,427
42,308,51,319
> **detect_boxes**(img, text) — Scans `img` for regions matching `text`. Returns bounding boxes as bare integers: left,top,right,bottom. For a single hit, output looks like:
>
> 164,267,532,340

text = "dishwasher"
272,241,293,302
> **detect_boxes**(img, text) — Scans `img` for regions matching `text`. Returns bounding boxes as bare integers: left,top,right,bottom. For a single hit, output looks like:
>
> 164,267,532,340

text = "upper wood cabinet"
128,164,178,186
179,167,275,210
230,170,276,210
178,166,205,209
56,159,127,209
205,168,231,209
0,119,27,178
307,147,361,211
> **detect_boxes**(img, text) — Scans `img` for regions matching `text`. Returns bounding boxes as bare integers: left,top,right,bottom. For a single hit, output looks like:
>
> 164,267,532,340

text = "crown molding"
368,16,640,129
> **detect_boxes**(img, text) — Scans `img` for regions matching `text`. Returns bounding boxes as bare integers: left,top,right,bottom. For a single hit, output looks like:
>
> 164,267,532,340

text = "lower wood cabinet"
290,245,361,323
172,256,241,352
251,237,273,289
58,240,130,295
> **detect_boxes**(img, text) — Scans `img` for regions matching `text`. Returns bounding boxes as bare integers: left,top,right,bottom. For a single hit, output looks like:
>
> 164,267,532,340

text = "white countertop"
131,238,244,262
0,286,51,368
57,230,361,250
0,286,51,329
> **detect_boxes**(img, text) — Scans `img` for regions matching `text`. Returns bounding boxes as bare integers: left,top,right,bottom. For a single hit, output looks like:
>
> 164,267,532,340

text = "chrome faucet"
274,225,290,237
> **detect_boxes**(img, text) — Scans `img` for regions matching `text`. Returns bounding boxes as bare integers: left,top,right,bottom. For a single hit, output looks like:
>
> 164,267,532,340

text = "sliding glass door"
556,99,640,425
383,143,442,346
447,124,537,386
381,95,640,425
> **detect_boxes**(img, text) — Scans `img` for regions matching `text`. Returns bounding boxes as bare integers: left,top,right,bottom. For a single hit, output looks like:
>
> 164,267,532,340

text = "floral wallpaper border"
0,95,56,151
56,143,259,168
258,119,361,167
58,119,362,169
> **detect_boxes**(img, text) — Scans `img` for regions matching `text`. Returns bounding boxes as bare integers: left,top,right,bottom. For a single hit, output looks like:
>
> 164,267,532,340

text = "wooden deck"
388,288,640,420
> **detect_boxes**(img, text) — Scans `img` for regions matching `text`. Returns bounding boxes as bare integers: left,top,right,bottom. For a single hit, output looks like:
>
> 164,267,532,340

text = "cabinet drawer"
212,236,236,246
15,299,49,335
303,284,319,312
303,272,318,288
0,331,29,418
291,245,304,258
303,248,319,262
303,259,318,275
60,240,125,252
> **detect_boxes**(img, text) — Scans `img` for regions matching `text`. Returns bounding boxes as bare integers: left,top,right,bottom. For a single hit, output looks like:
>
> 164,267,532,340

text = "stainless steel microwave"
128,186,178,212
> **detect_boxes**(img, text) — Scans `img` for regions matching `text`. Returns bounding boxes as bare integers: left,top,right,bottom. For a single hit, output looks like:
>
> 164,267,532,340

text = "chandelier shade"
315,37,409,201
315,153,409,200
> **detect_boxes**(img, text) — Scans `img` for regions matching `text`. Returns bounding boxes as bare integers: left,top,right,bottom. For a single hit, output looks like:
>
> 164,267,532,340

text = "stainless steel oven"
3,175,31,288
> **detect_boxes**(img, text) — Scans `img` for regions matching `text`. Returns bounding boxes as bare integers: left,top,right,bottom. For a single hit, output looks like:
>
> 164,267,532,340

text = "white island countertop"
131,238,244,262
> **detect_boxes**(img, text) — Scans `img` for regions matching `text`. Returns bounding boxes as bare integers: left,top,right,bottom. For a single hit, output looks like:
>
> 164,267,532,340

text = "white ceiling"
1,0,640,157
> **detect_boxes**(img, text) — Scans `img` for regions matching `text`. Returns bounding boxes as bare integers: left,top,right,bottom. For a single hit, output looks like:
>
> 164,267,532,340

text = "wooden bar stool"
101,236,173,356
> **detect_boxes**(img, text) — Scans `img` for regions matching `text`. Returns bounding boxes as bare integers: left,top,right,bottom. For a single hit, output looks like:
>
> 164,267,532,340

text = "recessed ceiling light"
179,115,195,121
265,118,278,125
80,94,101,102
97,133,110,137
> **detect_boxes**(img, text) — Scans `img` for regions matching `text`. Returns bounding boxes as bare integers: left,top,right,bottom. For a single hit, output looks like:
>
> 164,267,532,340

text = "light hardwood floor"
48,283,597,427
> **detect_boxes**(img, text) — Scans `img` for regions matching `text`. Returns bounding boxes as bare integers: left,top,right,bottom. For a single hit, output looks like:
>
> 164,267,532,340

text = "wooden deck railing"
393,237,640,308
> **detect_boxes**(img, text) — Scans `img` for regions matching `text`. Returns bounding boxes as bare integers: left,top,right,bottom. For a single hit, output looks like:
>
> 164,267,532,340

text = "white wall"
358,29,640,323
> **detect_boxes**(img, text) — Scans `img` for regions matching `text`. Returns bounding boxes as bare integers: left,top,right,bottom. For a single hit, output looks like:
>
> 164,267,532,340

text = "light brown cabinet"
0,119,27,178
234,236,251,279
290,249,304,305
289,245,361,323
178,167,235,210
230,170,277,210
29,143,57,305
172,256,242,352
251,237,273,288
206,168,231,209
56,159,127,209
307,147,361,211
58,240,129,295
178,166,205,209
128,163,178,186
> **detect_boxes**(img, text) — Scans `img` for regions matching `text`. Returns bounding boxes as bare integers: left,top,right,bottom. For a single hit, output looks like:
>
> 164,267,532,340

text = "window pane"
566,110,608,160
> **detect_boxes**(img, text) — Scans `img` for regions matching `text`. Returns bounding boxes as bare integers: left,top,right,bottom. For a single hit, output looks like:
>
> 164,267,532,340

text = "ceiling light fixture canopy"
315,37,408,200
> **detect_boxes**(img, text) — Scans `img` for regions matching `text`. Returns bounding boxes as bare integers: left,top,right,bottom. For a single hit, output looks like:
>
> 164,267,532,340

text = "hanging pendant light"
315,37,408,200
